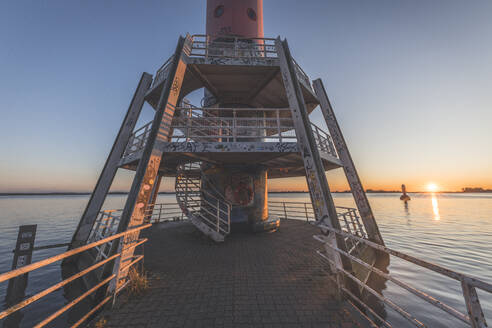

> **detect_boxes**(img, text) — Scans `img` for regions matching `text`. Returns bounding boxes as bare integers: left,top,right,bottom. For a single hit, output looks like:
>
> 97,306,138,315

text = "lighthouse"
68,0,385,294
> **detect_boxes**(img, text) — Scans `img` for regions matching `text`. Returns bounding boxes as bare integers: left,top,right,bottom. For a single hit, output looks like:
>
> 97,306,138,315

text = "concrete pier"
98,219,372,327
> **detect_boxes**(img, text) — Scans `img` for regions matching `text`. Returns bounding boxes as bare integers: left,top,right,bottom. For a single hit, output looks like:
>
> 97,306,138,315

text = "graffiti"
171,76,180,97
189,56,278,67
225,175,254,206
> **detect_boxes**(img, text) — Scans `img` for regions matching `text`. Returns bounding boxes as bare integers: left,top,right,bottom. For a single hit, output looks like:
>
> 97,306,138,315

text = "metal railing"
268,201,367,238
189,34,278,59
171,107,296,143
175,162,231,236
151,54,174,88
123,121,152,158
148,34,313,92
144,202,185,224
122,109,338,161
314,224,492,328
311,122,338,158
292,57,312,90
88,202,188,251
0,224,151,328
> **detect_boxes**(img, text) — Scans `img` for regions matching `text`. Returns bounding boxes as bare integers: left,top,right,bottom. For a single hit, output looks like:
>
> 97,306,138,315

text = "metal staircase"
175,162,231,242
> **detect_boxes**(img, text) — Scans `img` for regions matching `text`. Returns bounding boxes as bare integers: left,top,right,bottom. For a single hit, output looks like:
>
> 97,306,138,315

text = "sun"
426,183,438,192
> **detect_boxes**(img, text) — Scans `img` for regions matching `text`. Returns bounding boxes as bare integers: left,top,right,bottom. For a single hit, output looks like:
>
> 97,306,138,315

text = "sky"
0,0,491,193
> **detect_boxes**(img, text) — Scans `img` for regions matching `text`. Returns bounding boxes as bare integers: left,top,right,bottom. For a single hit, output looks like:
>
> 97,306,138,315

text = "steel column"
101,36,189,295
145,174,162,223
69,73,153,249
313,79,384,245
276,38,358,296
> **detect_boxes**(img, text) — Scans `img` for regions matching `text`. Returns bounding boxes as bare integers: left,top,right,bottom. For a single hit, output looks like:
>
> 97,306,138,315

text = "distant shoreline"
1,191,491,196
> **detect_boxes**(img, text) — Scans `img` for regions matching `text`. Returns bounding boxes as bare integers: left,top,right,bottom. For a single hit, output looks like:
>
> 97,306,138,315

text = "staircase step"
189,214,225,242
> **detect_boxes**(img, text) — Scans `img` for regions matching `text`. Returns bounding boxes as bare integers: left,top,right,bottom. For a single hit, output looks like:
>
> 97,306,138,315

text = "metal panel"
69,73,153,249
5,225,37,327
313,79,384,245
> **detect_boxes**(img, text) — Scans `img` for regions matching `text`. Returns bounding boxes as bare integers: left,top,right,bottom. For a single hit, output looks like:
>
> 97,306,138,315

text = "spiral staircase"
175,162,231,242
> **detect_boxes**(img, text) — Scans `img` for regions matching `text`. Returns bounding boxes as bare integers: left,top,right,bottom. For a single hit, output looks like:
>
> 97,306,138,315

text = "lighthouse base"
201,164,275,231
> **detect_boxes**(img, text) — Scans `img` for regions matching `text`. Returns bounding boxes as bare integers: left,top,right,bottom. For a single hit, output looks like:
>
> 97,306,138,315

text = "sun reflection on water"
431,194,440,220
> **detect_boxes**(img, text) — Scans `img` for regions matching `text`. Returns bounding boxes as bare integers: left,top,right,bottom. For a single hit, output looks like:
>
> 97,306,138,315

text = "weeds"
127,267,149,296
94,317,107,328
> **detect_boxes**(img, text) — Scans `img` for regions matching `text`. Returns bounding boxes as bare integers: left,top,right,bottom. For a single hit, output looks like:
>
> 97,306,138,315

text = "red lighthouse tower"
206,0,264,39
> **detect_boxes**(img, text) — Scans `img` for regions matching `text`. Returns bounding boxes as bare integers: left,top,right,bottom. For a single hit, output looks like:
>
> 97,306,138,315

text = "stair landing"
98,219,373,328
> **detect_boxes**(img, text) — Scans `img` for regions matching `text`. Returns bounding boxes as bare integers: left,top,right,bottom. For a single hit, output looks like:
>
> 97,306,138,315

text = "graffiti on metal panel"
224,175,254,206
159,142,298,154
171,76,180,97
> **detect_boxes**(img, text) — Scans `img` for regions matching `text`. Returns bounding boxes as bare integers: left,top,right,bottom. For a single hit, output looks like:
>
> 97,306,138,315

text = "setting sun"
427,183,439,192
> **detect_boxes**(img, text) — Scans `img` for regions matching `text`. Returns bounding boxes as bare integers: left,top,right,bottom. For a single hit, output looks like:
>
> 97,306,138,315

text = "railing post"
461,279,488,328
187,108,192,142
216,199,220,232
228,204,231,233
233,109,237,142
304,203,309,222
342,213,352,235
5,224,37,327
283,202,287,219
205,35,209,59
277,109,282,142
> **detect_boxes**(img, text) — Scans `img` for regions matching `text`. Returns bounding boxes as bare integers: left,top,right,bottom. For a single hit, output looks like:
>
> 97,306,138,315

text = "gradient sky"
1,0,491,193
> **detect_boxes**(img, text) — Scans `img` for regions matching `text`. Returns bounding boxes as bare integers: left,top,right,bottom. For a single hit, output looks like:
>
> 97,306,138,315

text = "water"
0,193,491,327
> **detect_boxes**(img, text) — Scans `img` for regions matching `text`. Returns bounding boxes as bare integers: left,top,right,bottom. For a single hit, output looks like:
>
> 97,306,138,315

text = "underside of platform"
120,141,343,178
146,61,319,115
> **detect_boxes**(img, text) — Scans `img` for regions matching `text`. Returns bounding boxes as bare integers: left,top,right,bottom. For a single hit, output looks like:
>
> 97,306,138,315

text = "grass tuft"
94,317,107,328
128,267,149,296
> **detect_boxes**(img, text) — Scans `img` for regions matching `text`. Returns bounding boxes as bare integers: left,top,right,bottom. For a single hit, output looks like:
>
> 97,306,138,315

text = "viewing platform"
96,219,373,328
145,35,318,113
119,106,342,179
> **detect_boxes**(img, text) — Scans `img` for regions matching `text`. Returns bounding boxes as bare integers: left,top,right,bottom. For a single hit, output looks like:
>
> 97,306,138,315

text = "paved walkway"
100,219,371,328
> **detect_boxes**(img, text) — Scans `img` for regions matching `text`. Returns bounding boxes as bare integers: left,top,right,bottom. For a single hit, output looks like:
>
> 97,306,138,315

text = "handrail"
268,200,366,237
0,223,150,283
315,224,492,327
175,162,231,237
189,34,278,59
0,223,151,327
122,108,338,160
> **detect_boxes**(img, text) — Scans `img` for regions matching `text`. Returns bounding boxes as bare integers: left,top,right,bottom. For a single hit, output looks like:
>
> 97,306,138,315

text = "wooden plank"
313,79,384,245
70,72,153,248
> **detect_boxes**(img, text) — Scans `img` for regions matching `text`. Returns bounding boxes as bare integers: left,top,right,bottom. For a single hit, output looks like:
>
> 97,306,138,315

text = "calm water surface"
0,193,490,327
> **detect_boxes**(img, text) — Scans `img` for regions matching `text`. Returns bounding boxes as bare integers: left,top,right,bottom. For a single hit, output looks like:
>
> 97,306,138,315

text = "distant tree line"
462,187,492,193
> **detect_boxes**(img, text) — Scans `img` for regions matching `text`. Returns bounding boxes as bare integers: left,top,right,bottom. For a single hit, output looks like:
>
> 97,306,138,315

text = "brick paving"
100,219,372,328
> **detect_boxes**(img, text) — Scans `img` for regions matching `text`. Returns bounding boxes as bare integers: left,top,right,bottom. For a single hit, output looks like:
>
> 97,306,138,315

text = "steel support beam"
313,79,384,245
69,73,153,249
100,36,189,295
145,174,162,223
276,38,359,296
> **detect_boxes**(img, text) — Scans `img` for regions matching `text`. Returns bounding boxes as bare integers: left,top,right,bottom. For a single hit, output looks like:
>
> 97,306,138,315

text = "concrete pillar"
202,164,268,229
